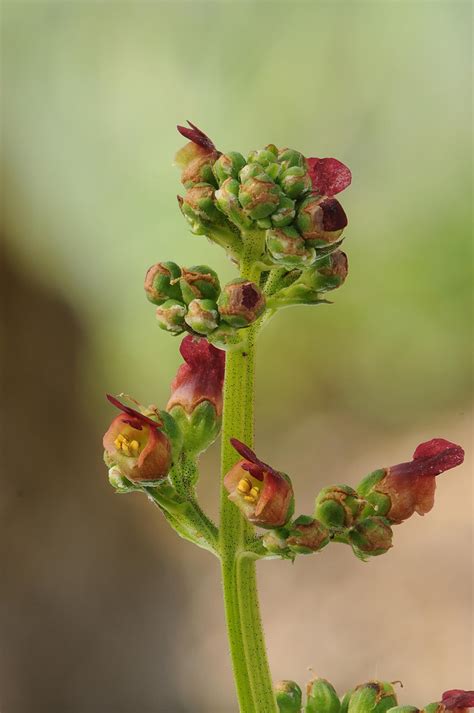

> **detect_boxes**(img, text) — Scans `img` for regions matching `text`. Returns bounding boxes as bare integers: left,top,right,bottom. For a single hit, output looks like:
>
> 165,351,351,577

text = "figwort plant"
103,123,470,713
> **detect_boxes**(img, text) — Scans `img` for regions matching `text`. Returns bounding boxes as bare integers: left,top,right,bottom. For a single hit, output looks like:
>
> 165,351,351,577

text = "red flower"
166,335,225,416
307,157,352,197
442,690,474,711
103,395,171,483
376,438,464,523
224,439,294,528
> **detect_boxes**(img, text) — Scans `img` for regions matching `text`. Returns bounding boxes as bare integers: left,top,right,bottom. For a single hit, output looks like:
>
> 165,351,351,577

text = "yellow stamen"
114,433,141,457
130,440,140,453
249,487,260,499
237,478,252,494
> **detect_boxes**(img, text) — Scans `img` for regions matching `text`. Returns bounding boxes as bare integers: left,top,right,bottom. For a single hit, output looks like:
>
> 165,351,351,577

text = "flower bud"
349,517,393,557
144,262,183,305
388,707,419,713
279,166,312,199
314,250,348,291
287,516,330,555
167,335,225,454
215,177,253,229
213,151,246,184
103,395,172,484
238,177,281,220
181,151,220,188
271,195,296,228
266,226,316,269
278,148,306,171
224,439,294,528
179,265,221,304
307,157,352,198
341,691,354,713
176,121,218,166
275,680,303,713
441,691,474,713
357,439,465,524
183,183,221,222
347,682,398,713
423,704,443,713
306,677,340,713
296,196,348,247
314,485,364,529
207,323,245,351
239,162,269,183
218,278,266,328
184,298,219,335
155,299,187,334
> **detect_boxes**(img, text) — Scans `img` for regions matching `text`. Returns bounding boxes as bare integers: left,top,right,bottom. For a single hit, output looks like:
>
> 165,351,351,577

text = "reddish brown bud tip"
320,198,348,233
177,121,216,151
167,335,225,416
442,691,474,711
307,157,352,197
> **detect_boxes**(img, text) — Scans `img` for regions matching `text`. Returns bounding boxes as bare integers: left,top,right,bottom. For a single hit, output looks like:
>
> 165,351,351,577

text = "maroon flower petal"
230,438,278,477
442,690,474,709
307,157,352,197
106,394,161,429
167,335,225,415
177,120,216,151
390,438,464,479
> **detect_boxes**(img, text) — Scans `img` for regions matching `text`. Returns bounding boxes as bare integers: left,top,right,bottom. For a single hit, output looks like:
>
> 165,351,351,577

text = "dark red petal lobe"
179,334,225,374
230,438,278,477
412,438,465,474
167,335,225,415
320,198,348,232
106,394,160,429
307,157,352,197
177,121,216,151
442,691,474,709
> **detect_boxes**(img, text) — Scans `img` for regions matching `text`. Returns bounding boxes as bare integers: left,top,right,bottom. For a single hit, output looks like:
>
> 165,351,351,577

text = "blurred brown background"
1,1,472,712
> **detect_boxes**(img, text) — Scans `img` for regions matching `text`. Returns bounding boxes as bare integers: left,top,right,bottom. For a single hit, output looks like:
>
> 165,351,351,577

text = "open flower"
441,691,474,712
359,438,465,524
103,395,172,483
306,157,352,197
167,335,225,416
224,439,294,528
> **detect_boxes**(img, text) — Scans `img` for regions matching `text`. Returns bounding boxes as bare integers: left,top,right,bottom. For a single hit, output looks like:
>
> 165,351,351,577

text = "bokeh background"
1,1,472,711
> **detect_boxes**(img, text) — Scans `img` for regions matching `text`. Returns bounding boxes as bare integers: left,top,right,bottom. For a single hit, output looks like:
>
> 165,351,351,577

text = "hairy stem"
220,258,277,712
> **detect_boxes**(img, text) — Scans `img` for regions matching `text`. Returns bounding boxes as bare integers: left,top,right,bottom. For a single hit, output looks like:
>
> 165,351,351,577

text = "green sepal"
278,148,306,171
357,470,391,518
347,682,397,713
357,469,386,497
158,409,184,464
266,226,316,269
275,680,303,713
423,704,443,713
215,177,254,230
155,299,187,334
341,691,354,713
279,166,312,199
182,183,221,222
179,265,221,304
207,323,245,351
239,162,269,183
212,152,246,184
168,401,220,457
248,148,278,167
144,261,183,305
306,677,340,713
184,298,219,335
108,466,141,493
387,707,420,713
271,195,296,228
314,485,364,529
239,176,281,220
348,517,393,557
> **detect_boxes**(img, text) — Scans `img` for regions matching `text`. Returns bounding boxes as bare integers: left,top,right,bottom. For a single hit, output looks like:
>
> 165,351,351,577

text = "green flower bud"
184,298,219,335
248,148,279,167
265,162,282,181
207,322,245,352
296,196,348,247
287,515,330,555
306,677,340,713
348,682,398,713
179,265,221,304
312,251,348,292
278,148,306,171
239,177,281,220
276,680,303,713
341,691,354,713
387,707,419,713
215,177,253,229
218,278,266,328
144,261,182,305
271,195,296,228
266,226,316,269
349,517,393,557
155,299,187,334
239,162,269,183
265,143,279,156
422,705,443,713
183,183,221,222
279,167,312,199
169,400,220,457
181,151,220,188
356,469,392,518
257,217,273,230
314,485,364,528
212,151,246,184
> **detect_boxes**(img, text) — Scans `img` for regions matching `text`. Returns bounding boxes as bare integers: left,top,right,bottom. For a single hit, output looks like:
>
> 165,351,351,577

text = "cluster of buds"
222,437,464,561
145,261,265,348
175,121,351,284
274,677,474,713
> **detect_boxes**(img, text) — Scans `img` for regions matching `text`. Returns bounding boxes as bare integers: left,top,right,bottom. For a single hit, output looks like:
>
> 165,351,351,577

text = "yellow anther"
121,444,130,456
130,440,140,453
249,487,260,499
244,495,255,502
237,478,252,494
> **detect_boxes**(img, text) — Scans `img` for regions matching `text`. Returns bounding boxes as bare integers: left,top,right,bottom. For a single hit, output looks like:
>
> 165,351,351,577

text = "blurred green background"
1,1,472,712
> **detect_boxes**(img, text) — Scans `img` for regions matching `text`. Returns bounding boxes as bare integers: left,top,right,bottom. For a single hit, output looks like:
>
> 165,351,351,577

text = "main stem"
219,252,278,713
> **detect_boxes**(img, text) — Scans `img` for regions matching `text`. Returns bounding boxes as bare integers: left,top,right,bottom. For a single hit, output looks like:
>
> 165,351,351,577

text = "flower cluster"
145,261,265,349
223,437,464,560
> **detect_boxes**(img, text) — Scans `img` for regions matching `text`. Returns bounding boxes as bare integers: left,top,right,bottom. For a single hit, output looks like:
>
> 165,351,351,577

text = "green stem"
220,262,277,712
